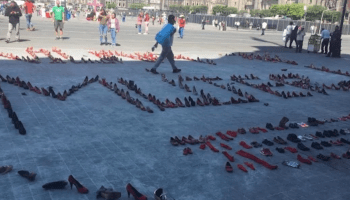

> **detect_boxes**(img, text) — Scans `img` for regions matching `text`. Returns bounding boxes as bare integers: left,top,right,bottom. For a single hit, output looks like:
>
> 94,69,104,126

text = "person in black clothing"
327,26,341,58
5,1,22,43
289,25,298,48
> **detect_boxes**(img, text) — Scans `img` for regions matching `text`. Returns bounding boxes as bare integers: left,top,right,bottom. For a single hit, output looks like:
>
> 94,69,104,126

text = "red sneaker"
239,141,252,149
222,151,234,162
237,164,248,172
220,143,232,150
244,162,255,170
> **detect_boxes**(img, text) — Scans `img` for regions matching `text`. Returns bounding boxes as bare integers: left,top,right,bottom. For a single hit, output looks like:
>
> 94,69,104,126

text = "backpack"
155,23,175,45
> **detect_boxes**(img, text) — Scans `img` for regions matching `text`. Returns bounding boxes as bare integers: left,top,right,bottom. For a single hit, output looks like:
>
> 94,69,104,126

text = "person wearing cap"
150,15,181,74
51,0,65,40
178,15,185,39
5,1,22,43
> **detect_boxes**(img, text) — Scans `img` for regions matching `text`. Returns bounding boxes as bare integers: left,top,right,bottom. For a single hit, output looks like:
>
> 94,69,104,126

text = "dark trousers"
285,34,291,47
321,38,329,54
261,29,265,35
202,23,205,30
289,37,296,48
152,46,176,70
296,40,303,53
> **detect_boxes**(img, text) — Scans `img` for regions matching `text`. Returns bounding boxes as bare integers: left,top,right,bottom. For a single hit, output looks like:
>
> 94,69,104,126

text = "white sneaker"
297,135,306,141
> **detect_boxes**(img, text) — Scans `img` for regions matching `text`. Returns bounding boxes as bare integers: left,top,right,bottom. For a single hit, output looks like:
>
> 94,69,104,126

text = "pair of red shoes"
226,130,237,137
225,162,255,173
183,147,193,155
239,141,252,149
284,146,298,153
249,127,268,134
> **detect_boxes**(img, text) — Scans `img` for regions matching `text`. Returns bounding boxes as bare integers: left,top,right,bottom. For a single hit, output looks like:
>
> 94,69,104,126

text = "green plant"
212,5,238,16
129,3,149,10
106,2,116,9
190,5,208,14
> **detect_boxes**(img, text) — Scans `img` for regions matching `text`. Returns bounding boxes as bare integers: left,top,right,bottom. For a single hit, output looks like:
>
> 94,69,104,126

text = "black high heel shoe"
42,181,68,190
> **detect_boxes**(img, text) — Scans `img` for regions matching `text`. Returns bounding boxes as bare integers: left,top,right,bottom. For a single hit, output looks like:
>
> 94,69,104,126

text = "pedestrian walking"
5,1,22,43
122,12,125,22
137,12,142,34
98,9,108,45
296,26,305,53
327,26,341,58
310,24,315,35
249,22,253,30
178,15,185,39
235,21,240,30
320,28,330,54
107,12,120,46
23,0,35,31
261,21,267,35
284,22,293,47
201,18,206,30
150,15,181,74
51,1,65,40
144,12,149,34
222,21,226,31
152,15,155,25
289,25,298,48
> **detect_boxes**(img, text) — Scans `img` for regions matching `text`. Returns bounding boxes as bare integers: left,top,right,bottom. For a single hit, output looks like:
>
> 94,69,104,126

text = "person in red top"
23,0,35,31
144,13,150,35
178,15,185,39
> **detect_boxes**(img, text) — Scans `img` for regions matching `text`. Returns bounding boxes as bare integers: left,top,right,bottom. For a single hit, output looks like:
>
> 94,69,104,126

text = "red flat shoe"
244,162,255,170
220,143,232,150
257,127,268,133
206,141,219,152
237,164,248,172
297,154,312,165
216,132,233,141
126,183,147,200
226,130,237,137
207,135,216,141
225,162,233,172
199,144,206,150
307,156,318,162
68,175,88,194
249,128,259,134
222,151,234,162
239,141,252,149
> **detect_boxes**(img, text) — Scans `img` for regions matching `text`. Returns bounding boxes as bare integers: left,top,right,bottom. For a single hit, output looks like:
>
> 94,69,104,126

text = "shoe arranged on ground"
0,165,13,174
68,175,89,194
340,138,350,144
237,164,248,172
126,183,147,200
282,161,300,168
284,146,298,153
222,151,234,162
239,141,252,149
266,123,274,130
297,142,310,151
225,162,233,172
276,147,285,153
170,137,178,146
287,133,301,143
308,156,318,162
237,128,246,134
342,151,350,159
18,170,36,181
96,185,121,200
250,141,262,148
262,139,274,146
244,162,255,170
317,154,330,161
315,131,325,138
330,152,341,159
220,143,232,150
311,142,323,150
273,136,287,145
297,135,307,142
260,148,273,156
279,116,289,129
42,181,68,190
320,141,332,147
173,68,181,73
297,154,312,165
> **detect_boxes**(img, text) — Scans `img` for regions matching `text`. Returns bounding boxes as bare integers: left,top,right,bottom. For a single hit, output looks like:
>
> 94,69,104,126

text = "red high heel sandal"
126,183,147,200
68,175,88,194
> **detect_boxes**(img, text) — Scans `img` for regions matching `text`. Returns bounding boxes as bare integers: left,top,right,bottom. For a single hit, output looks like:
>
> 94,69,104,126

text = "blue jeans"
110,28,116,45
138,25,141,33
179,27,184,38
25,14,32,29
152,46,176,70
122,17,125,22
99,24,108,43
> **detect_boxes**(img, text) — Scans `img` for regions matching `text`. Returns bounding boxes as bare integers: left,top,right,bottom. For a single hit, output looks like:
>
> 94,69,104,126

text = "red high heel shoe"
68,175,88,194
126,183,147,200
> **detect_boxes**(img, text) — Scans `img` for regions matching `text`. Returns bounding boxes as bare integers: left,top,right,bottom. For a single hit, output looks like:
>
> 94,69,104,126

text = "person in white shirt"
310,24,315,35
296,26,305,53
285,22,293,47
261,21,267,35
235,21,240,30
320,28,330,54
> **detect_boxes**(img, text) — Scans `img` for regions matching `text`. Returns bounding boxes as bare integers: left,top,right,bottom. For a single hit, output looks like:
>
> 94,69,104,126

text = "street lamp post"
337,0,348,57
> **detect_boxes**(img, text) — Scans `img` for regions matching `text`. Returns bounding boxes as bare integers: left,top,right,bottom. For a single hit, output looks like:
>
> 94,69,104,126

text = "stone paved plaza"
0,14,350,200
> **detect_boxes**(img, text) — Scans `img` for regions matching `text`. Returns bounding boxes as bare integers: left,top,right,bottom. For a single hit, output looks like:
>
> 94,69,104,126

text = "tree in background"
106,2,117,9
305,5,326,21
129,3,149,10
190,5,208,14
169,5,191,14
212,5,238,16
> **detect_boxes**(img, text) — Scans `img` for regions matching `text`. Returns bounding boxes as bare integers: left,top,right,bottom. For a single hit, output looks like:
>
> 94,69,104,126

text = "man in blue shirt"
320,28,330,54
151,15,181,74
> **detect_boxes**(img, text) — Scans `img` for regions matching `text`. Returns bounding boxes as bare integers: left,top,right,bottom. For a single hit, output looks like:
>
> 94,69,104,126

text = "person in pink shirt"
107,12,120,46
143,12,150,34
136,12,143,34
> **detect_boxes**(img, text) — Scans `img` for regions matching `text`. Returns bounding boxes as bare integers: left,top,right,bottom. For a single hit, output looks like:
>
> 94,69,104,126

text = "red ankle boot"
68,175,88,194
126,183,147,200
